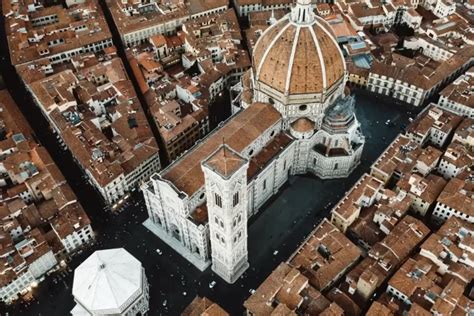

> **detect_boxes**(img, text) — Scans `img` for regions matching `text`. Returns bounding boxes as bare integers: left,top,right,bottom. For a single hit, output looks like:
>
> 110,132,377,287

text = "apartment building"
438,67,474,118
0,90,93,303
244,262,348,315
182,296,229,315
129,9,250,162
27,58,161,205
405,105,462,147
453,118,474,147
368,217,473,314
3,0,113,73
420,217,473,283
340,216,430,304
233,0,292,17
289,218,362,291
395,173,446,216
107,0,229,47
432,174,474,224
367,47,474,106
330,174,384,232
438,142,472,179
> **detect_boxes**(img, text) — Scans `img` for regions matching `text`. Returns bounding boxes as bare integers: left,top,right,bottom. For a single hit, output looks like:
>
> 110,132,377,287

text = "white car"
156,249,163,255
209,281,216,289
273,250,279,256
249,289,256,294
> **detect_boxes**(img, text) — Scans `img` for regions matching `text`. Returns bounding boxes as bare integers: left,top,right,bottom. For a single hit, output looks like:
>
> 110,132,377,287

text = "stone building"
107,0,229,47
71,248,149,316
142,0,365,283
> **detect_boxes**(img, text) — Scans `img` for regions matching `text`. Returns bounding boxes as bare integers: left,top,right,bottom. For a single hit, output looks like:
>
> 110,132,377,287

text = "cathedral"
142,0,365,284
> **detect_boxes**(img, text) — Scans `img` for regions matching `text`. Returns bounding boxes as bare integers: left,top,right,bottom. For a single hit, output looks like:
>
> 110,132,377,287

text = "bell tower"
201,144,249,283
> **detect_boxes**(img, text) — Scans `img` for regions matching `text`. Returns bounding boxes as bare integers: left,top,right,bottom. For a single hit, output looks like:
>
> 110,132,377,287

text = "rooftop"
29,58,159,187
0,89,89,288
420,217,474,284
289,218,361,291
107,0,229,36
406,105,462,138
440,67,474,109
72,248,143,314
370,47,474,91
161,102,281,196
203,145,247,178
244,262,332,315
182,296,229,316
252,11,345,96
4,0,112,66
436,177,474,217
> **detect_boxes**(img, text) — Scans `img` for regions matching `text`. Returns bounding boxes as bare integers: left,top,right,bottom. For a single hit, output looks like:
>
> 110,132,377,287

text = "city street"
0,4,417,314
0,51,415,313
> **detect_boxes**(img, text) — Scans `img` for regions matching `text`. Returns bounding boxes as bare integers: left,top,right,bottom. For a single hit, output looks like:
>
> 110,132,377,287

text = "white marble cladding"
252,76,346,123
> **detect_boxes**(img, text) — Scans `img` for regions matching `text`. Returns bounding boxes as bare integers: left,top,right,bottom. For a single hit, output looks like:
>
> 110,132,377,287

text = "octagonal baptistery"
251,0,346,123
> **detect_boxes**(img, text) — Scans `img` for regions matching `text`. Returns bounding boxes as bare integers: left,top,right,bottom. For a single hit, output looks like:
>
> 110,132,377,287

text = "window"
263,180,267,190
215,193,222,208
233,192,239,207
298,104,307,112
334,163,339,170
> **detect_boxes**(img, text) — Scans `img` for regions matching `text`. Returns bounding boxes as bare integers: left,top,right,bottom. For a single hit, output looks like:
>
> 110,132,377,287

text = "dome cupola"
252,0,346,98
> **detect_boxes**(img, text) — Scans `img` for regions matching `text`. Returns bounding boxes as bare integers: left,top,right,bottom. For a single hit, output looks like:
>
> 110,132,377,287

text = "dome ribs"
259,26,297,93
289,27,324,94
253,14,345,97
314,21,346,89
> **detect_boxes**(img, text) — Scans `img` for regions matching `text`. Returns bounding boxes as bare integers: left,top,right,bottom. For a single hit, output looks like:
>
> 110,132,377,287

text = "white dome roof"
72,248,143,314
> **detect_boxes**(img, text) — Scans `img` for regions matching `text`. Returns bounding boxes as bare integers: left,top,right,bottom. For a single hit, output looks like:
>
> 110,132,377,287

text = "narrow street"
97,0,170,166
